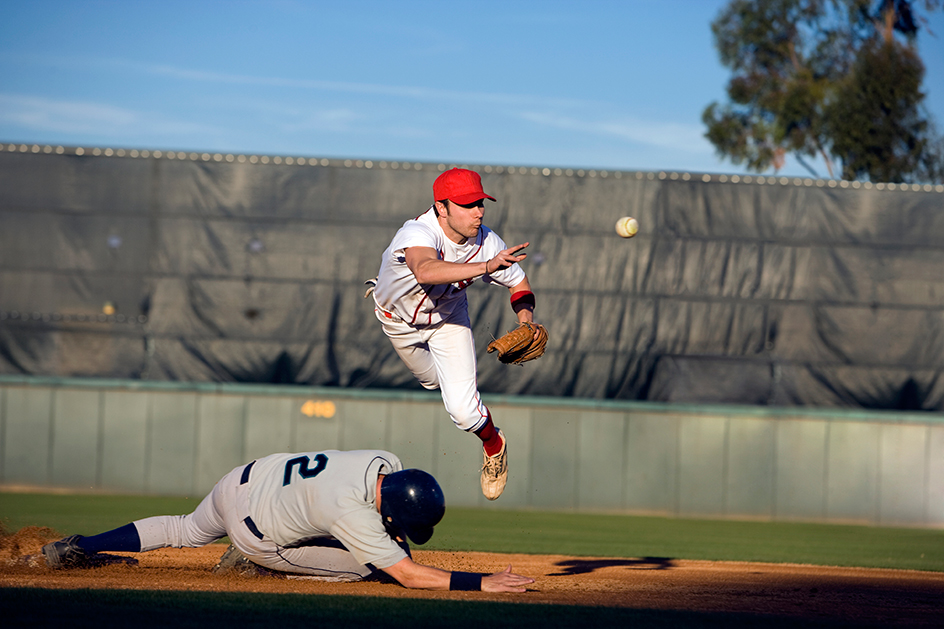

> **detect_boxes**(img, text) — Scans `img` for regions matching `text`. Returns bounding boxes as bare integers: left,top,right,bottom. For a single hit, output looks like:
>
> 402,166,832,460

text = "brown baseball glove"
487,322,549,365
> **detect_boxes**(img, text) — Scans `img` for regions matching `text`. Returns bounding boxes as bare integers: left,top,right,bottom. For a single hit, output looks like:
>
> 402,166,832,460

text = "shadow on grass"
549,556,675,576
0,588,877,629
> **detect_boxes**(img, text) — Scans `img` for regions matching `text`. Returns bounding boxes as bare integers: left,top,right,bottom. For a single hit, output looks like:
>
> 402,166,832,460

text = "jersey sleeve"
390,220,440,256
329,510,408,569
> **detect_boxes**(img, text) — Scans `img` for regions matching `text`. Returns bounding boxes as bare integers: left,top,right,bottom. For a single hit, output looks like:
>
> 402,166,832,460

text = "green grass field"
2,492,942,571
2,492,941,628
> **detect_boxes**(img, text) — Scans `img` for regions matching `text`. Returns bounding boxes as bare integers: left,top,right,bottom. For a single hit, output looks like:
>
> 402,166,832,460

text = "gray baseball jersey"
247,449,406,569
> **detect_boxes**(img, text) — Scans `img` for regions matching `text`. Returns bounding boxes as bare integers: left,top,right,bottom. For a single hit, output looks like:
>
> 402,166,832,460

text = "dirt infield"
3,527,944,625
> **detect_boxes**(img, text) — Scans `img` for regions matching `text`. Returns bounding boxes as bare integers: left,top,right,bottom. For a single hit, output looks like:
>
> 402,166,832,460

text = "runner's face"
439,199,485,243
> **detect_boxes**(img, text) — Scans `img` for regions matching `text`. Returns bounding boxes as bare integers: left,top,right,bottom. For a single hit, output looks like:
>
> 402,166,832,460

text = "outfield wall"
4,146,944,410
1,376,941,527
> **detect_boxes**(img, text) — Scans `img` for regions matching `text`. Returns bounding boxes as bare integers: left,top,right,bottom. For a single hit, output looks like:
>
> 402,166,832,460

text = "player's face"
440,199,485,243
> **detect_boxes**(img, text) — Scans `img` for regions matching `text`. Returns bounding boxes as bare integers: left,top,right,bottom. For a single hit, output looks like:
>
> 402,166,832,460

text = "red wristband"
510,290,535,310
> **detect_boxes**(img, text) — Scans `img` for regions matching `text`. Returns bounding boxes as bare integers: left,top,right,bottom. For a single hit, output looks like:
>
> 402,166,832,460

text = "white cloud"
281,108,360,133
143,61,580,107
0,93,219,137
518,111,712,154
0,94,138,133
17,54,592,109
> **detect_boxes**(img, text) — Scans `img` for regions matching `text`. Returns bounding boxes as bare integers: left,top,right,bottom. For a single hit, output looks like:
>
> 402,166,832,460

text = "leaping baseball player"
368,168,543,501
42,448,533,592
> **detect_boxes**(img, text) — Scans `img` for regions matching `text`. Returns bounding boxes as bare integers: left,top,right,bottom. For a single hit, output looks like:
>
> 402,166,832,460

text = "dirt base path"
3,527,943,625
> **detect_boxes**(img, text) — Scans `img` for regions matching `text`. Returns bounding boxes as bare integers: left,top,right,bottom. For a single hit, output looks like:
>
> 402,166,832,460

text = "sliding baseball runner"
43,448,533,591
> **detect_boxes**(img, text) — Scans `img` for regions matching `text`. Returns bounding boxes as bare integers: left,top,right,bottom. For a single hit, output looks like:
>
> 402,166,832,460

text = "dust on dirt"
2,527,943,626
0,525,60,562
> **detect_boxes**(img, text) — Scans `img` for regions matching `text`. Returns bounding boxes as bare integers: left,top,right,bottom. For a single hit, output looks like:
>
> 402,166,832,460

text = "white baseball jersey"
246,449,406,569
373,206,526,326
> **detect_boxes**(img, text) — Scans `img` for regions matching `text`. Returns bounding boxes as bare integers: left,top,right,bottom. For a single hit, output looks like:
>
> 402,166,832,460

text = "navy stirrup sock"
78,523,142,554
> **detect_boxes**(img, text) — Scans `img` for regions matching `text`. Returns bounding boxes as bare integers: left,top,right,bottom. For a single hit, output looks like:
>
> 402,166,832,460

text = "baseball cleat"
480,430,508,500
211,544,275,577
42,535,91,569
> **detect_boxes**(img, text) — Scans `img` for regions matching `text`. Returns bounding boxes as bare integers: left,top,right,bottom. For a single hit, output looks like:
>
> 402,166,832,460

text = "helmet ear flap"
382,514,404,540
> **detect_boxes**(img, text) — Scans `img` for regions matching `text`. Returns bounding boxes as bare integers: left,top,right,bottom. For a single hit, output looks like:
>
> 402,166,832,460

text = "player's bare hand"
481,565,534,593
486,242,529,274
515,315,545,342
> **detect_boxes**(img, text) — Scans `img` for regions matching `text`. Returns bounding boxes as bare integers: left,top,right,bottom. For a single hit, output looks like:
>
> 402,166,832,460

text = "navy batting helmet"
380,469,445,545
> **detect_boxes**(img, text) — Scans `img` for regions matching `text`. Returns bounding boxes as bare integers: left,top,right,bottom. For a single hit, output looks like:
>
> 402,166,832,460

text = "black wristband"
510,290,536,310
449,571,483,591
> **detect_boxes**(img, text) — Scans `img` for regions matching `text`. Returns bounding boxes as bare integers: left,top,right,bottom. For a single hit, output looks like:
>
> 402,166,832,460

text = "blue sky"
1,0,942,179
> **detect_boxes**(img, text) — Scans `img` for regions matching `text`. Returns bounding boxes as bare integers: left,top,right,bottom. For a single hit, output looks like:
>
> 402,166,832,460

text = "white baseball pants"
377,308,489,433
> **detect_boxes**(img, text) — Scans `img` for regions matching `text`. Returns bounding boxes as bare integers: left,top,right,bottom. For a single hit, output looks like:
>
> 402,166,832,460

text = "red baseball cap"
432,168,497,205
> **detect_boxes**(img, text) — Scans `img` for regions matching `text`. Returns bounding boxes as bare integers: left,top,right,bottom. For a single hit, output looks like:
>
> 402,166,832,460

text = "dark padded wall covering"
2,149,943,410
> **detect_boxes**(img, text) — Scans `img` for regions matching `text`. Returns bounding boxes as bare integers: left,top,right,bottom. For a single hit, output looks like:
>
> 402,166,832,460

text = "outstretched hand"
481,565,534,593
486,242,529,274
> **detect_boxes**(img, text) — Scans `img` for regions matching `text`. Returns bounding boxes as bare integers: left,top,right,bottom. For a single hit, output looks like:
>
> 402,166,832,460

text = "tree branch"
795,153,821,178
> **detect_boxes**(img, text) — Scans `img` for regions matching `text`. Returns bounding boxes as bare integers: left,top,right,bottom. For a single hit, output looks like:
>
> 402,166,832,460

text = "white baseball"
615,216,639,238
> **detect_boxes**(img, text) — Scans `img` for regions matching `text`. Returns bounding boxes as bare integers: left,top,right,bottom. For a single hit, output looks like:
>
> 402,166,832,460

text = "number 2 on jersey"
283,453,328,486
